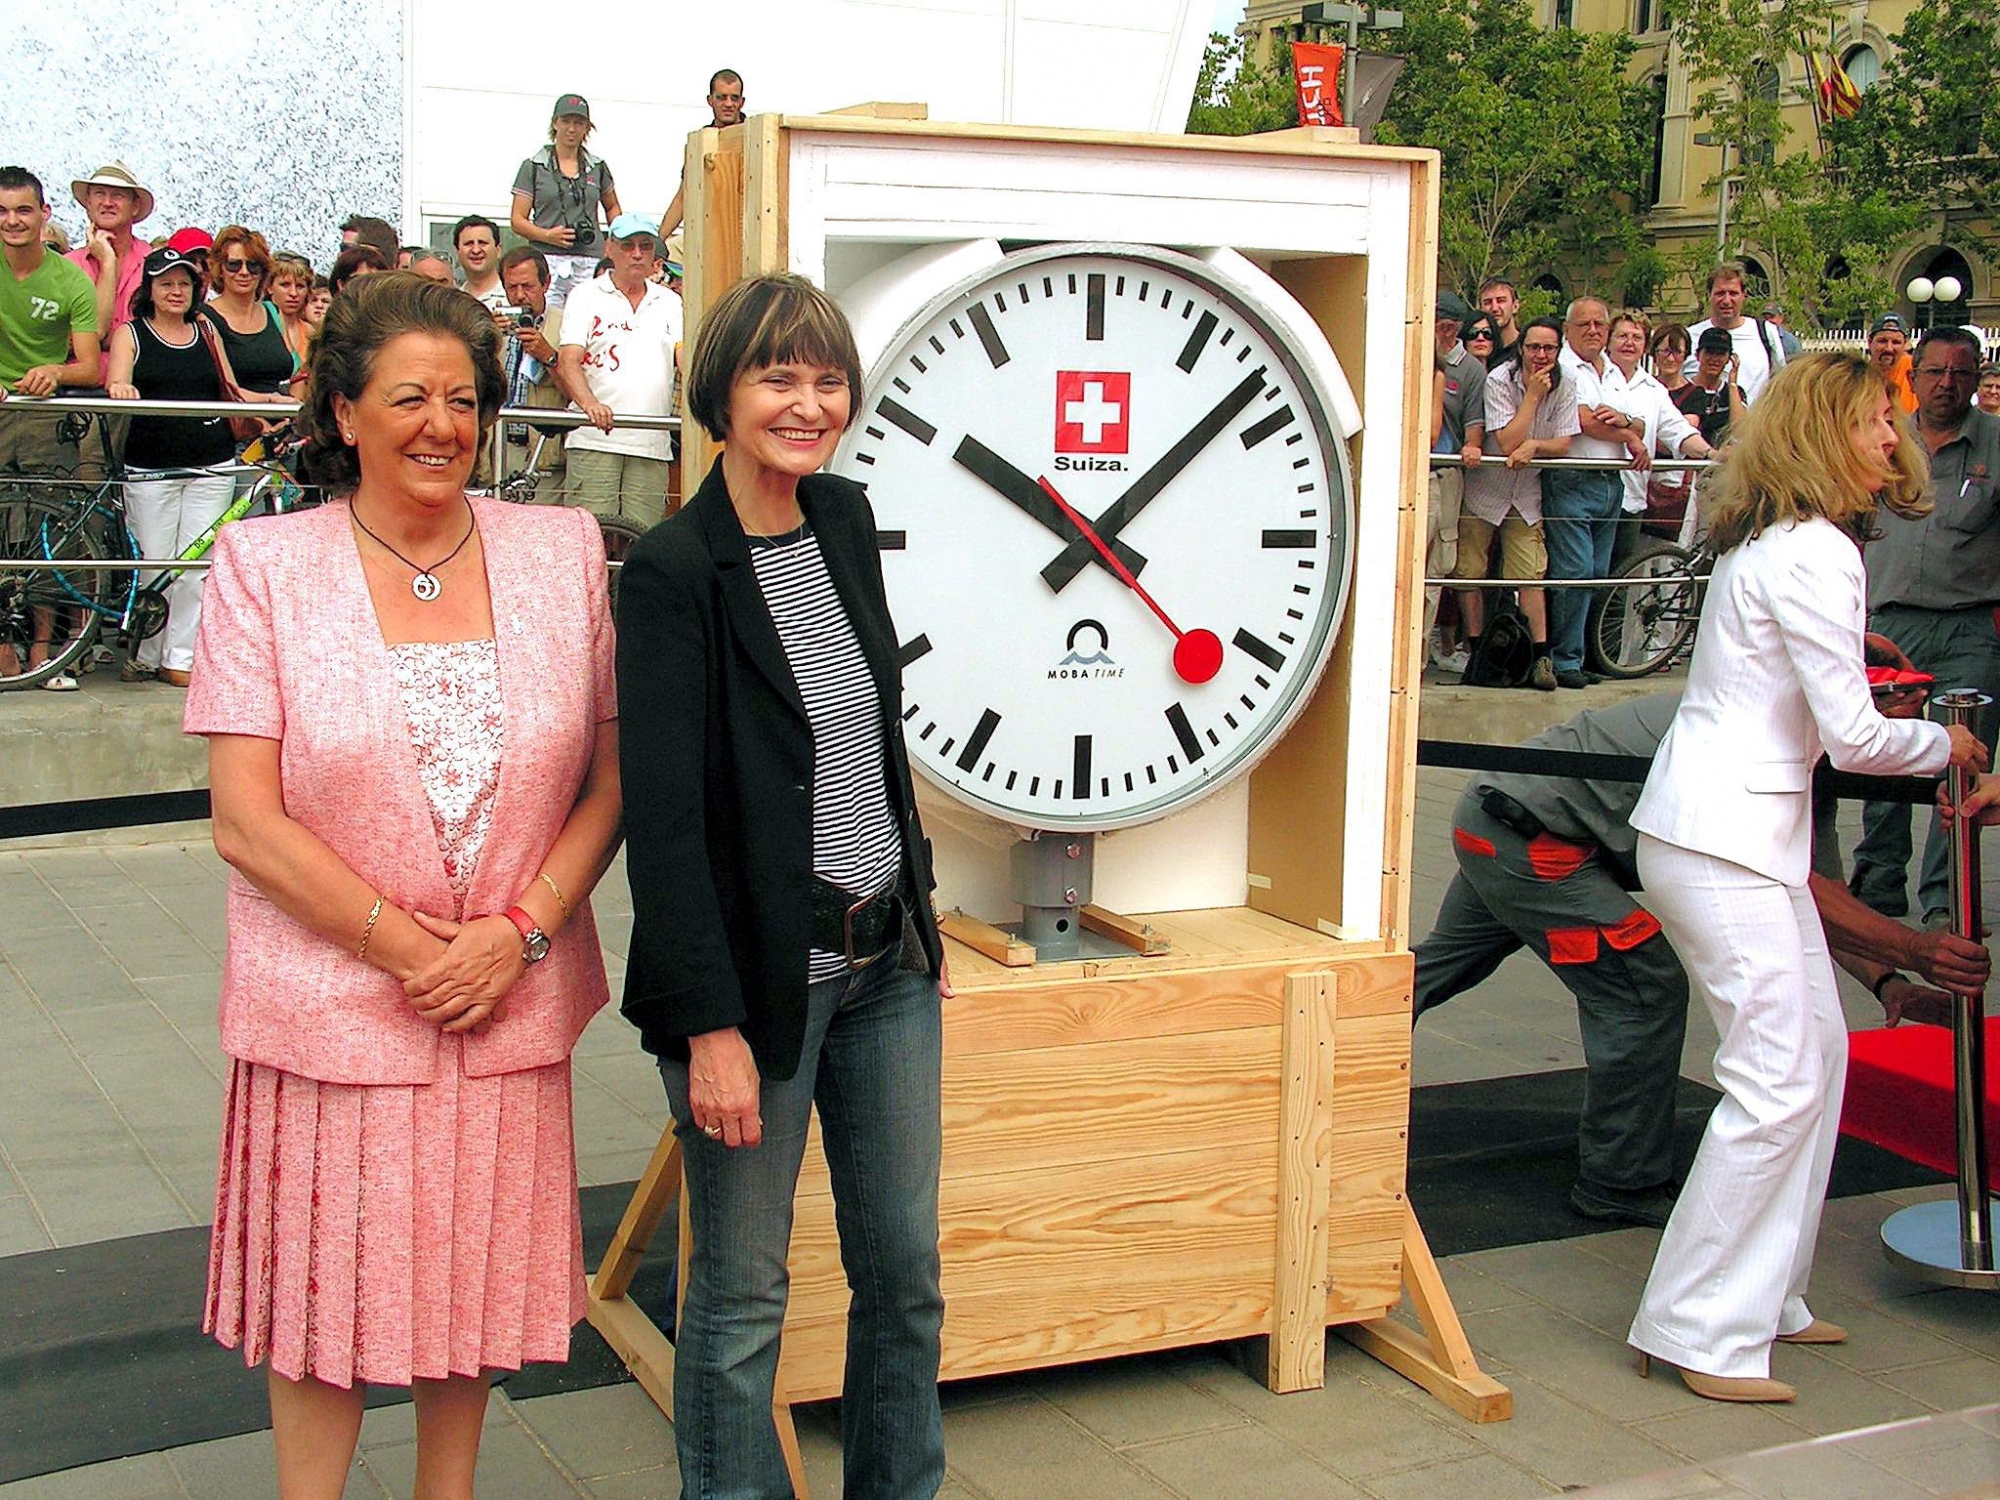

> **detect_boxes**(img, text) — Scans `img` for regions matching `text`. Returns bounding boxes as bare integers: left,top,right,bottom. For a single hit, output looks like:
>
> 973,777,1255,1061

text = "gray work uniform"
1852,406,2000,919
1414,692,1688,1197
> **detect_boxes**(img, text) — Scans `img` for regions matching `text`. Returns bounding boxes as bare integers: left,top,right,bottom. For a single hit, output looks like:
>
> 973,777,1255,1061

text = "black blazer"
616,457,943,1080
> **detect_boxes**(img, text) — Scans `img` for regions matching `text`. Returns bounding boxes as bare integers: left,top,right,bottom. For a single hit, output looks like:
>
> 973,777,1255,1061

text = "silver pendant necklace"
351,503,476,601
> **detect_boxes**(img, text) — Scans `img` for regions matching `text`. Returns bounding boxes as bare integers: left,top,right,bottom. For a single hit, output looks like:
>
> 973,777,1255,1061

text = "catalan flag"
1822,52,1863,120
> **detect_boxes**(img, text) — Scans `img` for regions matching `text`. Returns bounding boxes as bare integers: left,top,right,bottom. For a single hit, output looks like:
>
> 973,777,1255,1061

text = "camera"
569,221,596,251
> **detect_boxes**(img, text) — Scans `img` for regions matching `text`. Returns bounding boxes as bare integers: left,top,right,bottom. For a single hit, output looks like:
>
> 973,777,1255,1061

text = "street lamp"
1302,3,1405,132
1908,274,1964,331
1692,131,1734,256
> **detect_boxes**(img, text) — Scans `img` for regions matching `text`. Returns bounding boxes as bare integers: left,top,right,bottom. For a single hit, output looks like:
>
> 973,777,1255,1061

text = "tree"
1837,0,2000,220
1368,0,1653,299
1661,0,1920,327
1185,32,1298,137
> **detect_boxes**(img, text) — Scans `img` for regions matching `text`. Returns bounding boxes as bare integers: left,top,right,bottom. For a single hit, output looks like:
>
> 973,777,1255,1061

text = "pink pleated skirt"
204,1035,586,1388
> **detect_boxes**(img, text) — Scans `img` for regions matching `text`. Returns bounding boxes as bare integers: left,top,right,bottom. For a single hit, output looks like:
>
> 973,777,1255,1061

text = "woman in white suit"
1627,352,1987,1403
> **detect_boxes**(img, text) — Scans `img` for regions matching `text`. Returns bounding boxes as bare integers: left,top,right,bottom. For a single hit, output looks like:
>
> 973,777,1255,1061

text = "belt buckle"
843,892,889,971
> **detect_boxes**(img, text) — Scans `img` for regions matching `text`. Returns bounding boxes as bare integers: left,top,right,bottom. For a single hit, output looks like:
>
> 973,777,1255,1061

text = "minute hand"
1041,368,1267,594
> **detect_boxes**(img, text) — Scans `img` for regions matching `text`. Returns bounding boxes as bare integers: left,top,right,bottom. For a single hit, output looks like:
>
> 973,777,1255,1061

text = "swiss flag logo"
1054,371,1131,454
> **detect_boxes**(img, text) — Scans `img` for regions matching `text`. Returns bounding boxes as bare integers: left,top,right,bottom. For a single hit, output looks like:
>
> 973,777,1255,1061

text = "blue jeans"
1542,468,1623,674
1851,603,2000,918
659,959,945,1500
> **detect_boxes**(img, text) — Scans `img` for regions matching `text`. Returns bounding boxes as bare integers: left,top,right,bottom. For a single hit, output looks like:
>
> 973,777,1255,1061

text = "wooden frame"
596,109,1504,1499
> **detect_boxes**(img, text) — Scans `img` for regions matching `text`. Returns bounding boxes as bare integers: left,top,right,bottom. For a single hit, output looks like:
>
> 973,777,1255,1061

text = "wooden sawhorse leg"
587,1125,813,1498
1339,1202,1512,1422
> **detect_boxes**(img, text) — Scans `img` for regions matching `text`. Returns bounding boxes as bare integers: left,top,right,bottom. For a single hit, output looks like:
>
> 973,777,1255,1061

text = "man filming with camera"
473,246,567,493
554,214,681,528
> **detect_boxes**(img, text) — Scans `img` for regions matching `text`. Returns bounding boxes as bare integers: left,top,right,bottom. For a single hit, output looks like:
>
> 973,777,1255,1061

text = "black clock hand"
952,435,1147,578
1040,368,1266,594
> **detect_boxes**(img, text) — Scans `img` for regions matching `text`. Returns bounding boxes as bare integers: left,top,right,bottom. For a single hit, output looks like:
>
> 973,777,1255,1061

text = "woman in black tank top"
106,247,265,686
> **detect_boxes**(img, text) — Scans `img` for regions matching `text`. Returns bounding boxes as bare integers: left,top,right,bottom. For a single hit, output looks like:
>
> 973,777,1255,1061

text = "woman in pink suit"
1627,352,1986,1403
186,273,623,1498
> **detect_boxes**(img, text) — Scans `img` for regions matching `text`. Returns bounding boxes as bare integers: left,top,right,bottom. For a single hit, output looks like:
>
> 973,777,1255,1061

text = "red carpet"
1842,1018,2000,1189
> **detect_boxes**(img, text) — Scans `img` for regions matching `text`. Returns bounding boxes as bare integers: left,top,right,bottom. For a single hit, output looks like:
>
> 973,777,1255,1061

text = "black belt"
808,875,905,969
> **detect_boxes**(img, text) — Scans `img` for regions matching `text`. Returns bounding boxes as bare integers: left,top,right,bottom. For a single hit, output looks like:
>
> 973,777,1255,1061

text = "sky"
1211,0,1247,35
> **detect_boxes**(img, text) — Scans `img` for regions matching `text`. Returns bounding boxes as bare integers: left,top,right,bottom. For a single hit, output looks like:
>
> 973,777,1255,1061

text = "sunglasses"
223,258,262,274
1466,327,1496,341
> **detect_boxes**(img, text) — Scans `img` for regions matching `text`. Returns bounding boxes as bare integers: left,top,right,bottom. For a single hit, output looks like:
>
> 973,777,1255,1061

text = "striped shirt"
749,523,904,981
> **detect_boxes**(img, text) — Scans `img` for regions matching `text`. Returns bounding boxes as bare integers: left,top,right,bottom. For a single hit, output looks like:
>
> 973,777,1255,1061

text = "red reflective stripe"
1454,827,1498,857
1546,927,1601,965
1602,908,1663,951
1526,832,1590,880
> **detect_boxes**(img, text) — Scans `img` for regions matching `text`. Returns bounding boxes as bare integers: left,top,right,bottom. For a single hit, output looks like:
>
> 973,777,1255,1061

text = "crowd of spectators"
1431,259,1991,692
0,73,748,691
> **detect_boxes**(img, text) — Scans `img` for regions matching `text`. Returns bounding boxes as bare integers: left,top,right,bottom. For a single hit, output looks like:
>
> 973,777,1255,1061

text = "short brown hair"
684,274,863,442
328,243,390,296
1705,350,1927,553
300,272,506,495
1707,261,1747,291
210,225,273,298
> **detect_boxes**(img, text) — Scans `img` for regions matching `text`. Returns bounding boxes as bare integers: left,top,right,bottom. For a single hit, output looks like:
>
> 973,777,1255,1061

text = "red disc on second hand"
1173,629,1224,684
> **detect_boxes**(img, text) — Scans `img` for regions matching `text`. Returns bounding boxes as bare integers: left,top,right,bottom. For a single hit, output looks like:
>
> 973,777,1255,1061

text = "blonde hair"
1705,350,1928,552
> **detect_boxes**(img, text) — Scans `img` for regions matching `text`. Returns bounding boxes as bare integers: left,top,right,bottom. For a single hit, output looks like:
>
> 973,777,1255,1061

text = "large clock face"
835,243,1352,833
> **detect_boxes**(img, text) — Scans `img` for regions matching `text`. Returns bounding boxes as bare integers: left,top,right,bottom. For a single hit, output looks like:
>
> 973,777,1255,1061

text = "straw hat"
71,162,156,224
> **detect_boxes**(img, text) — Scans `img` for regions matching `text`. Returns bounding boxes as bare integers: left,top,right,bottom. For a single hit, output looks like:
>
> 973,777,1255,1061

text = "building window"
1740,257,1773,301
1554,0,1575,26
1841,45,1880,92
1635,0,1653,32
1645,73,1668,206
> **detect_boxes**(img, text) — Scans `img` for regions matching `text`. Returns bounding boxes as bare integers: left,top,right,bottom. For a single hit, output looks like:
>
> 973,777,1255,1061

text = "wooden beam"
937,908,1036,967
591,1129,681,1301
825,101,930,119
1079,904,1170,956
1268,971,1337,1391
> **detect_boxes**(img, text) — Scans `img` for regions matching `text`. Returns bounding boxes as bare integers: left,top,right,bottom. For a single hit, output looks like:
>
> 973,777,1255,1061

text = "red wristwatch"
503,905,551,963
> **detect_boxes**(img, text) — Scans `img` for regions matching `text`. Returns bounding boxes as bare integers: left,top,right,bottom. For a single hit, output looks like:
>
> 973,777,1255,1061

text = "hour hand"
952,435,1146,580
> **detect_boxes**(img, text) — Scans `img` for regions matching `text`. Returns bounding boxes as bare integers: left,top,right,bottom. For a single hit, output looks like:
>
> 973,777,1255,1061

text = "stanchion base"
1880,1200,2000,1290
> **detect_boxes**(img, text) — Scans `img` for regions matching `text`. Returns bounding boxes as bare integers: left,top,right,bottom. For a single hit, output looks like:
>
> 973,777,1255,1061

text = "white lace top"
389,639,504,914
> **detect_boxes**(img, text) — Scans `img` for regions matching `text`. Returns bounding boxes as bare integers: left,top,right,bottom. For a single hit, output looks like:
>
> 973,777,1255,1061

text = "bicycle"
0,411,311,690
1587,533,1717,679
494,429,645,614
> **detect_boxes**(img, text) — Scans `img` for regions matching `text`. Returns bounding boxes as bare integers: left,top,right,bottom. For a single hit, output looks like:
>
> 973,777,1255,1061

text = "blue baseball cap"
607,213,659,242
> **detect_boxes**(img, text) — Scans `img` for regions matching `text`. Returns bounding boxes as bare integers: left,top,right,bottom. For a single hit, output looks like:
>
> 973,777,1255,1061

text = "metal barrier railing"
1,393,680,492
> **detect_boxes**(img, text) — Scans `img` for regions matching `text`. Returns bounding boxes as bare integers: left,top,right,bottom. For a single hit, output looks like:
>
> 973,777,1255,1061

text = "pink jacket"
185,498,617,1085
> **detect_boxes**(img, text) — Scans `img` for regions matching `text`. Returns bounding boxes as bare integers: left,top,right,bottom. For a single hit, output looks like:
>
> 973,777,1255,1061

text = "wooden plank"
1269,972,1336,1392
777,1286,1279,1403
778,112,1437,166
742,112,787,278
938,909,1036,967
1079,904,1170,956
1328,1010,1413,1134
680,127,735,483
590,1129,681,1302
787,1141,1280,1305
1326,1237,1405,1321
941,961,1291,1057
825,101,931,119
1330,950,1414,1019
1341,1316,1513,1423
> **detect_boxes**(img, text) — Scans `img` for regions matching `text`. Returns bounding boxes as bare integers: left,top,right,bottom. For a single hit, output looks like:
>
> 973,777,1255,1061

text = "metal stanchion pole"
1882,689,1998,1289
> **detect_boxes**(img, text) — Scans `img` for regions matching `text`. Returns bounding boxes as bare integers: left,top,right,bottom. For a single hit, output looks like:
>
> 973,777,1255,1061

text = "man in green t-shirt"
0,165,103,689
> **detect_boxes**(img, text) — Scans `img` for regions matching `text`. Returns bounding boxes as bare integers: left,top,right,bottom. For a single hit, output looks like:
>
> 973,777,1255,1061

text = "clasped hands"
402,911,525,1035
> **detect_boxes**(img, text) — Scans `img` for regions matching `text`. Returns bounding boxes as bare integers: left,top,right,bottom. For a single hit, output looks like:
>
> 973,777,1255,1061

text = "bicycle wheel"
1589,542,1700,679
0,495,115,689
598,515,645,616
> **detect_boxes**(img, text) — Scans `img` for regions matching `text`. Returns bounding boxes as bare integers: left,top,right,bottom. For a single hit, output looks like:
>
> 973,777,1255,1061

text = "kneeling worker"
1416,689,1990,1228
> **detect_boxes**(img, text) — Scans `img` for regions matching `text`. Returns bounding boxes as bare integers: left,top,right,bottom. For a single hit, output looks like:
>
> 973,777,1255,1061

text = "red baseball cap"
165,227,213,254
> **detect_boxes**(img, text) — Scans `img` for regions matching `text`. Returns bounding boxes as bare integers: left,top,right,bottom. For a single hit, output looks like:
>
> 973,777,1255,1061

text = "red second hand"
1038,477,1222,684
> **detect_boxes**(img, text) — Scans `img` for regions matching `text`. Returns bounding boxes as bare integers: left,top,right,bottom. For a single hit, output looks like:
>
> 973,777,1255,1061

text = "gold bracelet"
356,894,386,961
537,870,572,921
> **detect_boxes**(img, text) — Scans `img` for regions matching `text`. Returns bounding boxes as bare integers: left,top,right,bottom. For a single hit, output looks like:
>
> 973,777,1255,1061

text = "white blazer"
1631,516,1948,885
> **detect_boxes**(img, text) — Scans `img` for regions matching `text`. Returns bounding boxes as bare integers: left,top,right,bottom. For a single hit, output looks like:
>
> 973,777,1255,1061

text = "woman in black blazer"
616,273,950,1499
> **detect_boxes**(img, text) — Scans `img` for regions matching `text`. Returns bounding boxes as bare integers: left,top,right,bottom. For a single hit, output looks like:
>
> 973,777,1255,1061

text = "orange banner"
1293,41,1345,127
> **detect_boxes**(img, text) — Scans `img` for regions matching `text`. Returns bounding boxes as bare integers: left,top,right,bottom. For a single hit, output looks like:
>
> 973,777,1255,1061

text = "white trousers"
1629,833,1846,1378
124,472,237,671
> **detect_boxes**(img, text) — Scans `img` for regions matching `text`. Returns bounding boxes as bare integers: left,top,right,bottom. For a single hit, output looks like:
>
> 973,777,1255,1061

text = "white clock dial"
835,243,1353,833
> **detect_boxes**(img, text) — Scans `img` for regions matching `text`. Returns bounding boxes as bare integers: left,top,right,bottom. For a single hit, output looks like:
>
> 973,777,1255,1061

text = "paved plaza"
0,676,1996,1498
